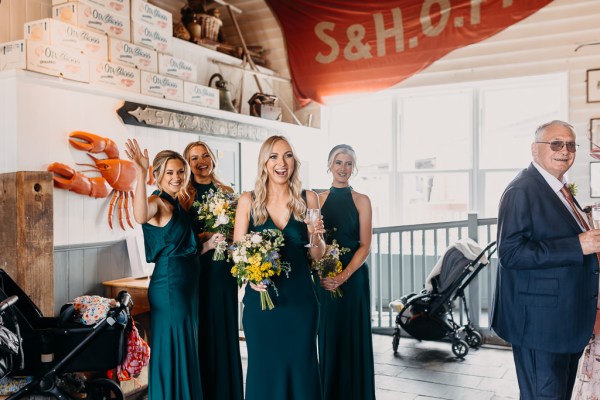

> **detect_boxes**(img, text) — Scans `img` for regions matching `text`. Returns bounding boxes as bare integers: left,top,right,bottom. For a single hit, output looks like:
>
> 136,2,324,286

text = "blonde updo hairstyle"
327,144,358,175
152,150,191,200
251,135,306,226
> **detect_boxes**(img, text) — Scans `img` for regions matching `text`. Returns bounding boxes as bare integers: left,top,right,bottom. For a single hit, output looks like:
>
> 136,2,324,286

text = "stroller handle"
116,291,132,310
0,296,18,314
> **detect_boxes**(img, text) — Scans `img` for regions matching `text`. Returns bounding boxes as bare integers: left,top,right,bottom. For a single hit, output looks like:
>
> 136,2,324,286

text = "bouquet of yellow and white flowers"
311,239,350,298
229,229,291,310
194,187,238,261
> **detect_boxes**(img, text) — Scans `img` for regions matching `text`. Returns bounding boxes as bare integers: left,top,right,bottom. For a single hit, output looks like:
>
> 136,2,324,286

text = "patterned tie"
561,185,600,271
560,184,590,231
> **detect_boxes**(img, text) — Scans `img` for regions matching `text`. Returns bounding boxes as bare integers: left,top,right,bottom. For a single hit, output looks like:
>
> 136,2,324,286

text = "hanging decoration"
47,131,152,230
265,0,552,104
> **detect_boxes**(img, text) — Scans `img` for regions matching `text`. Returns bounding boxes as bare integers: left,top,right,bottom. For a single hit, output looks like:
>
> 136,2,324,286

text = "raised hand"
124,138,149,175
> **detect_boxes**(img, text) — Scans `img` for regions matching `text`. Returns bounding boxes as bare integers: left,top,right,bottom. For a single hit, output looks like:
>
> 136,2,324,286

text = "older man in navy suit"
491,120,600,400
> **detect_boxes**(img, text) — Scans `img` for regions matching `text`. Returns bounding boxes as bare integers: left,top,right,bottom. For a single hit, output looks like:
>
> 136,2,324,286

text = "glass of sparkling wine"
593,202,600,229
305,208,320,248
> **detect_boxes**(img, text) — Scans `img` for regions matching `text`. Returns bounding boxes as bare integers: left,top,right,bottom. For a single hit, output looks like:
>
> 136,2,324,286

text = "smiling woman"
233,135,326,400
123,140,220,400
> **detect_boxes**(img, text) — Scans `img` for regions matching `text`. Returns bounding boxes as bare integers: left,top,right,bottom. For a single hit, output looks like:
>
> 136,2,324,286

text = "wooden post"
0,171,54,316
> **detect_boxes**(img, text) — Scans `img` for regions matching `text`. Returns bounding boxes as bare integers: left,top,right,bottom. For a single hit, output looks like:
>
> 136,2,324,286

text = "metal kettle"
208,73,237,113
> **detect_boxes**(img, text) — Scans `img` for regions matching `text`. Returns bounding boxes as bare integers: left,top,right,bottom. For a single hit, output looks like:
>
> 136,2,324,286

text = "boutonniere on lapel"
567,183,578,197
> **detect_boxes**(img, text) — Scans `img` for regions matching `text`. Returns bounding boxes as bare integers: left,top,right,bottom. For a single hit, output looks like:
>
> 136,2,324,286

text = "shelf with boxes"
0,0,291,113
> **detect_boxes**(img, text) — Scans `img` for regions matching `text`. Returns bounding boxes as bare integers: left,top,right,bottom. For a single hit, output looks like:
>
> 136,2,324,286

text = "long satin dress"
318,186,376,400
142,191,202,400
242,203,322,400
190,182,243,400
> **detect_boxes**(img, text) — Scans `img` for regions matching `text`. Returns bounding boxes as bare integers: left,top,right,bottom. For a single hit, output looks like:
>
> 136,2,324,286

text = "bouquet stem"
260,291,275,310
212,240,227,261
331,288,343,299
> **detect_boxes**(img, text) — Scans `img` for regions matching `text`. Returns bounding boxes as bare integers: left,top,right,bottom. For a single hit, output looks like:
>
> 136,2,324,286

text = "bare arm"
232,192,263,291
124,139,158,224
306,190,326,261
342,192,372,279
322,191,372,289
233,192,251,242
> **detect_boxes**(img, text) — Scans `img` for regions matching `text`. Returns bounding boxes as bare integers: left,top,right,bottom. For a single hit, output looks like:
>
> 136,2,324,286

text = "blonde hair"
181,141,224,210
251,135,306,226
153,150,191,200
327,144,358,175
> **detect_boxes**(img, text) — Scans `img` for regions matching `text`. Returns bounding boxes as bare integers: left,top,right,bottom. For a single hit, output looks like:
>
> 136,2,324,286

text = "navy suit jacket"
490,163,599,353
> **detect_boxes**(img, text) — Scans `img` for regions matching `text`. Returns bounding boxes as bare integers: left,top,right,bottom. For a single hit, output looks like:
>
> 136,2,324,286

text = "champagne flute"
305,208,320,248
593,202,600,229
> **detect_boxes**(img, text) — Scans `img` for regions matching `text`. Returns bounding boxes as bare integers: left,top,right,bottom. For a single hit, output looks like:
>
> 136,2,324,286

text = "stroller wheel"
85,378,124,400
466,331,483,348
392,328,400,353
452,339,469,359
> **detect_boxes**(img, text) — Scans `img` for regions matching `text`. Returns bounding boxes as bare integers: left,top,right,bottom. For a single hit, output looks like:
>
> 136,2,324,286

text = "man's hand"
578,229,600,255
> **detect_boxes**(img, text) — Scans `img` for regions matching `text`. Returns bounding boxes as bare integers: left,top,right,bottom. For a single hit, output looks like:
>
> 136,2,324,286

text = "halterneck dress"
242,201,322,400
142,190,202,400
318,186,376,400
190,182,243,400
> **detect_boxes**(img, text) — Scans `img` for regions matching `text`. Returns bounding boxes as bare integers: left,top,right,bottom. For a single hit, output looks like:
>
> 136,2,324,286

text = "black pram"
390,240,496,358
0,268,132,399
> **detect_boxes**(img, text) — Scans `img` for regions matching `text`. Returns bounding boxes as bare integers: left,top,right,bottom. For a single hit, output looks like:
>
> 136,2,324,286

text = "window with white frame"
326,73,568,227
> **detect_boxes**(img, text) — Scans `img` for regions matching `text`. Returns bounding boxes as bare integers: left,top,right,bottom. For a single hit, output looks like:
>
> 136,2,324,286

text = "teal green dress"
190,182,243,400
142,191,202,400
318,186,376,400
243,198,322,400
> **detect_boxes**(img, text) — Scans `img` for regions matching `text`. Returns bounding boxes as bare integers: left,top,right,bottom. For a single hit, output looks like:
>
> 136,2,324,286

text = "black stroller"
390,240,496,358
0,268,132,399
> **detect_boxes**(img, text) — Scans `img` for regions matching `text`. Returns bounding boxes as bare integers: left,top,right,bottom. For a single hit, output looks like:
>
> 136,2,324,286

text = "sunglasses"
535,140,579,153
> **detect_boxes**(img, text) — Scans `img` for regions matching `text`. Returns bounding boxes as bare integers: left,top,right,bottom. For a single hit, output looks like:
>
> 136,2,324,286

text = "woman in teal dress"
318,144,376,400
181,140,244,400
125,139,218,400
233,135,325,400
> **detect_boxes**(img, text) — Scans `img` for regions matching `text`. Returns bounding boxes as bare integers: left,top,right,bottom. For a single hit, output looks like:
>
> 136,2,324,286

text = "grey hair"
534,120,575,141
327,144,358,175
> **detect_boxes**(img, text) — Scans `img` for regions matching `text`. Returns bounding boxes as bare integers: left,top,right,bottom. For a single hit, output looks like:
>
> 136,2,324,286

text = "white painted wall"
0,66,321,247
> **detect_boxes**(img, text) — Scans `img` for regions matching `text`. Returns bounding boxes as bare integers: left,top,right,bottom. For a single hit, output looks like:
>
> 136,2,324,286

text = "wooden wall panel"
53,241,129,315
0,171,54,316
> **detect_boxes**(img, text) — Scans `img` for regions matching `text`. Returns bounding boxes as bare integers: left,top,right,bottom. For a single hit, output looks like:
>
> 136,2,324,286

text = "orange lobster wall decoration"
48,131,153,230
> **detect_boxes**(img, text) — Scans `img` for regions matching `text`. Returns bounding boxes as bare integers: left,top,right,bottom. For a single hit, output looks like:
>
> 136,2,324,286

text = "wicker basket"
198,13,223,42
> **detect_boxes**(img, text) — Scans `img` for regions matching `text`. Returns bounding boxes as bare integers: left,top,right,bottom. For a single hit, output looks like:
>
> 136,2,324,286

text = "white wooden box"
26,40,90,83
1,41,27,71
51,0,130,18
24,18,108,59
183,81,219,109
89,60,140,93
141,71,183,102
53,2,130,42
131,0,172,33
158,53,196,82
131,21,173,55
108,37,157,73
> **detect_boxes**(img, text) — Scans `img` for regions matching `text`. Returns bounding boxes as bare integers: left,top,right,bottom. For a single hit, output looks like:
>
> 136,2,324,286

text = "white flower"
213,214,230,228
251,233,262,244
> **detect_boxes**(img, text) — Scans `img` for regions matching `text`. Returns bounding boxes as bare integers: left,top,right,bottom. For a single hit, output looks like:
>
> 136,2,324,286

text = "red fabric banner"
265,0,552,105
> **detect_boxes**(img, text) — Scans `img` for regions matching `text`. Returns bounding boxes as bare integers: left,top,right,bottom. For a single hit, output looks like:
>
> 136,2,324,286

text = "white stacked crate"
52,0,131,42
24,18,108,59
0,0,219,107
